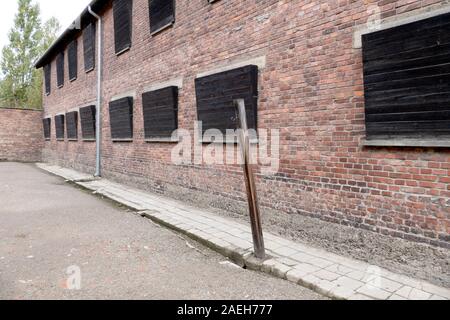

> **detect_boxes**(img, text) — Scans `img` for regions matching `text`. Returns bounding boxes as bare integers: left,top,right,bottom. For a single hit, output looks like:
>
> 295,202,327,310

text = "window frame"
361,11,450,144
56,51,65,88
43,118,51,140
79,105,97,141
195,65,259,139
83,22,96,73
113,0,133,55
55,114,65,141
142,86,179,140
68,39,78,82
149,0,175,36
66,111,78,141
109,97,134,141
44,64,51,95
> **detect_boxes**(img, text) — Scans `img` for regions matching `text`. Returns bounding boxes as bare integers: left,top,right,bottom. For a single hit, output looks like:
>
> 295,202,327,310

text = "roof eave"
34,0,107,69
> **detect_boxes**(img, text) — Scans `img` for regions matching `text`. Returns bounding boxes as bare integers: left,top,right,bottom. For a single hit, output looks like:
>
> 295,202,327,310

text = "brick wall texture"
0,108,43,162
41,0,450,248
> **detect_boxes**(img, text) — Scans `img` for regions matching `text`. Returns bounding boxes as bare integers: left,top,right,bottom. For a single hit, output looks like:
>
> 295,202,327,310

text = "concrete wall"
0,108,43,162
41,0,450,248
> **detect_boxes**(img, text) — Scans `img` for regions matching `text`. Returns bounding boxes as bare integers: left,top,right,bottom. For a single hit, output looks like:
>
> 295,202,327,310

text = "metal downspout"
88,6,102,177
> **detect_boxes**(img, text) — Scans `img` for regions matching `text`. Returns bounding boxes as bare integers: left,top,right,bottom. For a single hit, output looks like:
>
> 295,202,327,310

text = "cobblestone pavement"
36,163,450,300
0,162,325,300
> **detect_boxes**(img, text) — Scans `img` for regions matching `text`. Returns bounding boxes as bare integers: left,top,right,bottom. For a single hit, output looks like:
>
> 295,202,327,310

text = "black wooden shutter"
362,12,450,140
83,23,96,72
109,97,133,140
43,118,51,140
149,0,175,34
66,111,78,140
113,0,132,54
55,115,65,140
142,86,178,138
44,64,51,95
195,65,258,135
80,105,96,140
68,40,78,81
56,52,64,87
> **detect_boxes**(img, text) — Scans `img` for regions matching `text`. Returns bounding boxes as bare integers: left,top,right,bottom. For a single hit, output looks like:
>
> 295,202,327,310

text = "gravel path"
0,162,325,300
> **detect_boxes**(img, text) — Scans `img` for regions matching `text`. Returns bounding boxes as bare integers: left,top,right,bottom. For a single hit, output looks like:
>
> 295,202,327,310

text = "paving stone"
214,231,232,240
420,282,450,299
375,277,403,293
357,284,391,300
314,269,341,281
276,257,299,267
429,295,446,300
325,264,354,275
208,238,230,248
315,279,336,295
348,293,374,300
292,263,321,275
265,240,285,251
334,258,369,272
290,252,315,263
408,288,432,300
329,287,356,300
347,270,366,281
388,294,407,300
395,286,413,298
332,276,364,291
308,257,335,268
275,246,299,257
286,269,309,283
299,274,322,289
391,274,423,290
227,238,253,250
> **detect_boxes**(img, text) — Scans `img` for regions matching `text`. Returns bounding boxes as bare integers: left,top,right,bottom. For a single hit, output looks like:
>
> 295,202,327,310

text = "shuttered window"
195,65,258,135
142,86,178,139
66,111,78,140
149,0,175,34
55,115,65,140
109,97,133,140
68,40,78,81
113,0,132,54
56,52,64,87
83,23,96,72
43,118,51,140
44,64,51,95
80,105,96,140
362,12,450,140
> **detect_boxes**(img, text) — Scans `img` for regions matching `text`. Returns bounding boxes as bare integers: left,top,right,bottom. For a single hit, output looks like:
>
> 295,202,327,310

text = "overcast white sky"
0,0,91,51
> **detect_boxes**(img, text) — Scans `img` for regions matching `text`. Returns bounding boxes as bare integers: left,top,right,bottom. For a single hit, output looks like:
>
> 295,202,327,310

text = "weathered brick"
0,108,43,162
38,0,450,248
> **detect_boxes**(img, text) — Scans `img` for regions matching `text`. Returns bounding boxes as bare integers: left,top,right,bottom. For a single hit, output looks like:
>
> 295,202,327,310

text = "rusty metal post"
234,99,266,259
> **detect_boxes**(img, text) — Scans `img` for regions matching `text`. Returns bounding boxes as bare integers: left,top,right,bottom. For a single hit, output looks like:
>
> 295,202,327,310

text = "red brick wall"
0,108,44,162
41,0,450,247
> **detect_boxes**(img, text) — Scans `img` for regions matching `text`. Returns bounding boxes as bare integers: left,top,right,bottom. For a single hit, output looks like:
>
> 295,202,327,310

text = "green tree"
0,0,60,109
41,17,61,52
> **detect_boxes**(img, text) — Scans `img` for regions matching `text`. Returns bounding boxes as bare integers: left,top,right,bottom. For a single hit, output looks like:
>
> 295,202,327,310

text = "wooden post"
234,99,266,259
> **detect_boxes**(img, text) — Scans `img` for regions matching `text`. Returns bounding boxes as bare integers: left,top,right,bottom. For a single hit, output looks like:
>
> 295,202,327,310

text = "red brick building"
35,0,450,248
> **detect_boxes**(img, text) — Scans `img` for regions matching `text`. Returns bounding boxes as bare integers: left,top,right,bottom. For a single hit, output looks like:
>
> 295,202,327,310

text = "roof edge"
35,0,108,69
